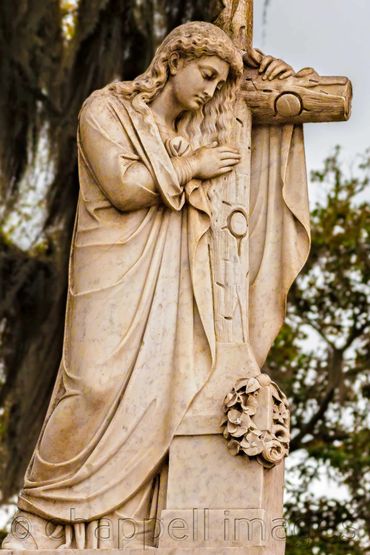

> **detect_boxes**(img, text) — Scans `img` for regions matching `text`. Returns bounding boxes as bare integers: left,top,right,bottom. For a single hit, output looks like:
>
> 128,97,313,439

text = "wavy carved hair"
109,22,243,148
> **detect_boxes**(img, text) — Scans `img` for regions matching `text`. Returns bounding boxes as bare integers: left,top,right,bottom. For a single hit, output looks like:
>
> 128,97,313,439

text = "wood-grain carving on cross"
210,0,352,344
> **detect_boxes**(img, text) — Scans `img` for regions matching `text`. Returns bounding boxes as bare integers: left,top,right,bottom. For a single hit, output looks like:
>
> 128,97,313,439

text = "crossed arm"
79,52,294,213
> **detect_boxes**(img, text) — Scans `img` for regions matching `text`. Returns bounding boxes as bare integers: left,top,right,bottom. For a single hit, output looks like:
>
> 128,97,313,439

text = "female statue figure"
3,20,309,550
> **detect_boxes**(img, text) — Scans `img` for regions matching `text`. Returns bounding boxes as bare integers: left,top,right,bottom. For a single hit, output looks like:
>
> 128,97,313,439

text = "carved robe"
18,86,310,544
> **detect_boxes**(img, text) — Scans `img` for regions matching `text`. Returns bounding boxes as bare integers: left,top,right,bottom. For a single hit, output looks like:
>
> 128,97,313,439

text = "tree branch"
343,321,369,351
296,313,337,350
290,386,336,451
290,350,343,451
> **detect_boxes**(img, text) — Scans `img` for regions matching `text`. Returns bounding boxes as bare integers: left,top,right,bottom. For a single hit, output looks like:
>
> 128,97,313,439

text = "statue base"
2,549,279,554
158,436,285,554
156,343,286,554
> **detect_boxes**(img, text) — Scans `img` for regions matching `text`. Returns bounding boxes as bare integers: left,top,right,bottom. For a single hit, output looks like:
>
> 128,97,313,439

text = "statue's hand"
243,48,294,81
259,55,294,80
191,143,241,180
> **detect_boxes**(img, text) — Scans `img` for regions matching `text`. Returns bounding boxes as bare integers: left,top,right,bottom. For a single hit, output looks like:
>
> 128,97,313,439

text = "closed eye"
202,71,216,81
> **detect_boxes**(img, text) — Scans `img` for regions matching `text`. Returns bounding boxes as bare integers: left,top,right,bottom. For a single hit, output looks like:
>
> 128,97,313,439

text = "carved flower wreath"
221,374,290,469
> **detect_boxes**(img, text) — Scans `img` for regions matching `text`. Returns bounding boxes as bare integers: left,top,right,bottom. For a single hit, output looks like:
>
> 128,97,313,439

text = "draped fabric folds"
249,124,310,367
19,89,310,527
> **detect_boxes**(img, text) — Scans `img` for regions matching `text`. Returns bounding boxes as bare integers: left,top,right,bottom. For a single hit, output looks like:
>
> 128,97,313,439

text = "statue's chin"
179,99,203,113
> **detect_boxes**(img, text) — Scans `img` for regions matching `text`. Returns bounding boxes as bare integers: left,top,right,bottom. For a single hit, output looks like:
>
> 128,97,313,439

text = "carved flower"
272,424,290,445
227,439,241,456
234,378,250,391
222,375,290,468
227,409,253,437
260,430,274,443
165,136,191,157
228,408,243,424
240,393,258,415
235,377,260,394
260,440,287,465
224,390,239,409
257,373,271,387
258,430,276,455
271,383,288,403
273,402,289,424
240,431,265,457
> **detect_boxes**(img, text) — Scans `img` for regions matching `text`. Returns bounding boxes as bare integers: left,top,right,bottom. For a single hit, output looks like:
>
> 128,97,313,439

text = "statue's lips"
194,95,207,105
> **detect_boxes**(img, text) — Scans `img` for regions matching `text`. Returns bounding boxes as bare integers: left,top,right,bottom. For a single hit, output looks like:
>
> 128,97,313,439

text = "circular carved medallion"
228,209,248,238
275,92,303,117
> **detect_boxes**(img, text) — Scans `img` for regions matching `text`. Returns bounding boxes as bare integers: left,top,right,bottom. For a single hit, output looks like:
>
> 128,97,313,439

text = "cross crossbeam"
210,0,352,343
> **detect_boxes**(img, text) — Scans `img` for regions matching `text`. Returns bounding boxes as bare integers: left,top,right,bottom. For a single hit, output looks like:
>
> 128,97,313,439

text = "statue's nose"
203,82,217,99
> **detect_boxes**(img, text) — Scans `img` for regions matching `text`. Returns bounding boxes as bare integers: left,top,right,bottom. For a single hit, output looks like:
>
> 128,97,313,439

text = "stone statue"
3,4,351,553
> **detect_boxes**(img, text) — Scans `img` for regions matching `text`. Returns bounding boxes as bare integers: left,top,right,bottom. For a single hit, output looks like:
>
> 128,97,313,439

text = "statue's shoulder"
79,83,130,121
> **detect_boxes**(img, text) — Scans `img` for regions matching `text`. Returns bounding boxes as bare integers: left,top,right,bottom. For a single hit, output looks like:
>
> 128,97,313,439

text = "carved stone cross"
210,0,351,344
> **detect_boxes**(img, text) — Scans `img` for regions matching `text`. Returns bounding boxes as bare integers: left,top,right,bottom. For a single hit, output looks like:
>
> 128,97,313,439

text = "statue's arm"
79,96,160,212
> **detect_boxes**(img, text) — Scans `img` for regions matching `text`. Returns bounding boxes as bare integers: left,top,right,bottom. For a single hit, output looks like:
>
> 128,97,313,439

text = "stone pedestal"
157,343,286,554
159,436,285,553
3,549,281,554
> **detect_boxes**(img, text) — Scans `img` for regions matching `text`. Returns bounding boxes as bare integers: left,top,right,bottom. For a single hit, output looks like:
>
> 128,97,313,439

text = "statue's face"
169,55,229,112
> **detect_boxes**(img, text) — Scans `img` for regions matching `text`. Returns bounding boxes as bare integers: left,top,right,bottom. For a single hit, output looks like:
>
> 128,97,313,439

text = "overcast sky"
254,0,369,175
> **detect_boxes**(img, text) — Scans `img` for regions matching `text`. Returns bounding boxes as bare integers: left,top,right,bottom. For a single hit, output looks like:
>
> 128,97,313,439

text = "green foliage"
267,147,370,554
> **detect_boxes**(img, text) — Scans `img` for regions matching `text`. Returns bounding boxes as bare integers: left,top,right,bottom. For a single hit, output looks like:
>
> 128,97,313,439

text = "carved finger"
215,167,233,176
295,67,315,78
219,152,241,160
219,154,240,161
279,69,294,80
263,59,282,80
220,162,241,169
217,150,240,159
242,48,262,68
220,158,240,167
217,145,239,152
259,55,274,74
199,142,218,152
267,63,292,81
219,153,241,160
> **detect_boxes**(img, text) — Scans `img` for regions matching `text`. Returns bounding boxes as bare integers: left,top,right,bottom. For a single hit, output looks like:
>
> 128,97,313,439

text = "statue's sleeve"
78,94,160,211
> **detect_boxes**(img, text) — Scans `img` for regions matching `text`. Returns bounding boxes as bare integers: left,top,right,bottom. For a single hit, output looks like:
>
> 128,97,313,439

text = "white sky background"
254,0,370,176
